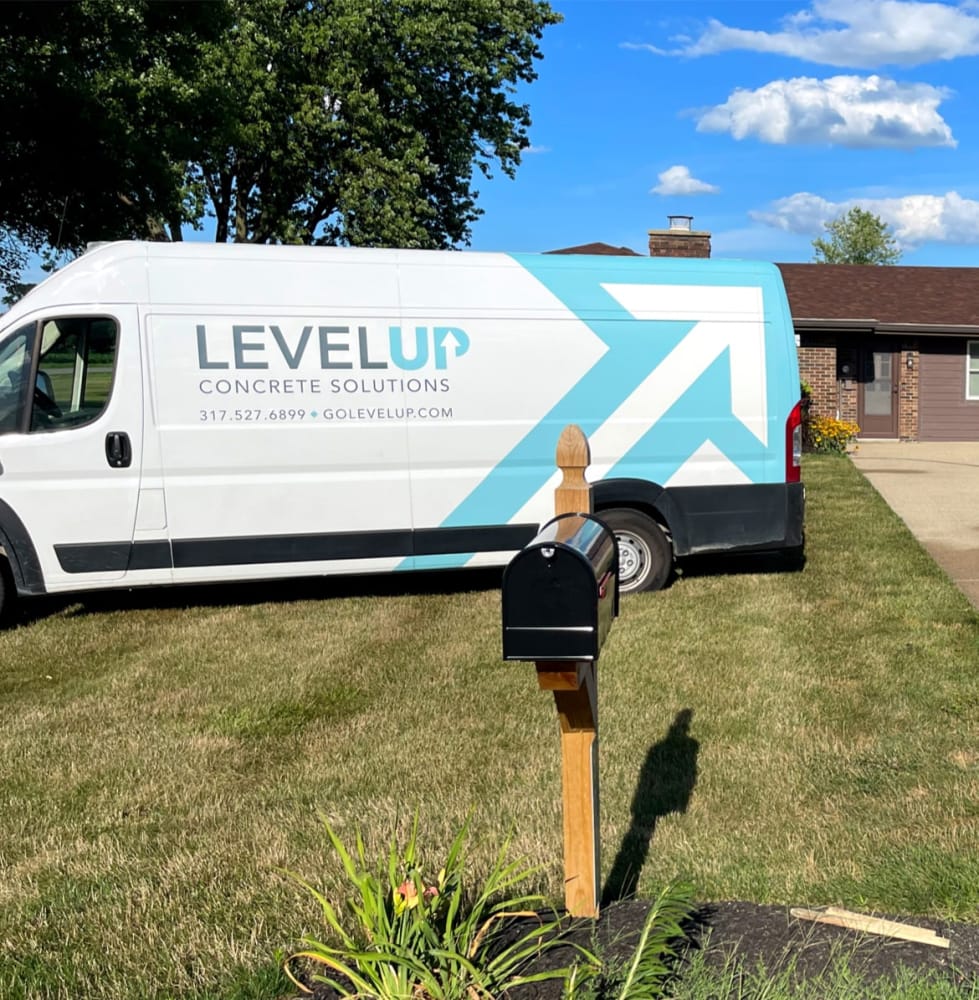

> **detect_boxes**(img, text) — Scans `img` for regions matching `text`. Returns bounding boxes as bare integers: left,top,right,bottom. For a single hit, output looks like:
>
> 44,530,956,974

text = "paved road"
848,441,979,610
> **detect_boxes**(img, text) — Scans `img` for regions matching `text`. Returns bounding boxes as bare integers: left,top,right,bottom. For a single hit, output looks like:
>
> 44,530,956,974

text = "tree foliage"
0,0,230,289
811,207,902,265
0,0,559,294
195,0,560,248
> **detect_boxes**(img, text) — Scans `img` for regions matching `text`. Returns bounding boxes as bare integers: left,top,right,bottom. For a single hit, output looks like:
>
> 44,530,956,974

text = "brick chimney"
647,215,711,258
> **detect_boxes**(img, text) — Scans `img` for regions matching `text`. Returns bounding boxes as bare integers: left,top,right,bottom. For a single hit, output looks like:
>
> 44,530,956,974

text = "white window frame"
969,341,979,400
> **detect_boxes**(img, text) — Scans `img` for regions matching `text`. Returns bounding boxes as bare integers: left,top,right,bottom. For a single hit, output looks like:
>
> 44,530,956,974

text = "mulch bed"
685,901,979,985
294,900,979,998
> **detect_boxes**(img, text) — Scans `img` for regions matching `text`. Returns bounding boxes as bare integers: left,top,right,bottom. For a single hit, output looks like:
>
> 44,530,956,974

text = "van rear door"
0,306,143,591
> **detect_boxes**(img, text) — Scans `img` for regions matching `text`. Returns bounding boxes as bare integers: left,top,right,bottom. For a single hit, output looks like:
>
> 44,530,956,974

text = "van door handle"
105,432,132,468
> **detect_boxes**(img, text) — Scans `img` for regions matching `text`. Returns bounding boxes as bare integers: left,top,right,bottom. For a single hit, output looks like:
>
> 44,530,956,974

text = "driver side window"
0,316,119,435
30,317,118,433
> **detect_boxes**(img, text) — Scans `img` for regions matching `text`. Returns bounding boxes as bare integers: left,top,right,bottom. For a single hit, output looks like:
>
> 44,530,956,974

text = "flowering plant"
393,871,440,915
283,814,578,999
809,416,860,454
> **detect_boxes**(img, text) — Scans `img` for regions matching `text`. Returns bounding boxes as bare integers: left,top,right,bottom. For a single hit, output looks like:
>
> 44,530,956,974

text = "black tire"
781,537,806,571
600,508,672,593
0,555,15,626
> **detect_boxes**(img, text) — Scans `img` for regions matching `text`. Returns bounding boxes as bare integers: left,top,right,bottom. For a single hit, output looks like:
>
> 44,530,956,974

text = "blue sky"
9,0,979,297
467,0,979,265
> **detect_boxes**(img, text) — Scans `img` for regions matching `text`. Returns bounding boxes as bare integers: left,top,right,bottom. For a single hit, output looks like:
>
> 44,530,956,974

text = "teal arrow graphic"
406,257,697,570
408,255,789,571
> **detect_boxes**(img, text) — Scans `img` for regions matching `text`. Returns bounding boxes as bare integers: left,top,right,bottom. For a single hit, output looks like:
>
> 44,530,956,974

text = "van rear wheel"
600,508,672,593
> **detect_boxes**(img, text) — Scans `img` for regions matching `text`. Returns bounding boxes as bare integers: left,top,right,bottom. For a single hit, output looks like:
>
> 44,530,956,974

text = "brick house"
778,263,979,441
550,219,979,441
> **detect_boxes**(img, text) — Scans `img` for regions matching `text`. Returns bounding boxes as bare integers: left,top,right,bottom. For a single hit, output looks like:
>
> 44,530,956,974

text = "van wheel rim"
616,532,648,587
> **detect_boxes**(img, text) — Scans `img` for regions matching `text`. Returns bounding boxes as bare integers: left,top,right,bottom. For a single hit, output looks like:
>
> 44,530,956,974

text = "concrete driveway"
848,441,979,610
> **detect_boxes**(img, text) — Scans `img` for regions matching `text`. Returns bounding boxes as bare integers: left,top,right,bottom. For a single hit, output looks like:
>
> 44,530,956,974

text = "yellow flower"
393,876,438,914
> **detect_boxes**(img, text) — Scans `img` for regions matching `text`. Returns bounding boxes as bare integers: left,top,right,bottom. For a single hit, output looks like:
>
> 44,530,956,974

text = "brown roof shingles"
539,249,979,331
777,263,979,329
546,242,641,257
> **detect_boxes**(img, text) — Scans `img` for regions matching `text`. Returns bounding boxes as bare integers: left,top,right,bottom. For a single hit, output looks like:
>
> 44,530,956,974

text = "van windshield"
0,323,35,434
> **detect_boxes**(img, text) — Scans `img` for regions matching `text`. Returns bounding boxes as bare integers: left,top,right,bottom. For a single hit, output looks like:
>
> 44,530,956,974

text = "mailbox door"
502,547,599,661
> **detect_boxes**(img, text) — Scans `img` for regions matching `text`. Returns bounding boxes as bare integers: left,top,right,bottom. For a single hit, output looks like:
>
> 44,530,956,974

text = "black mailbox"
502,512,619,662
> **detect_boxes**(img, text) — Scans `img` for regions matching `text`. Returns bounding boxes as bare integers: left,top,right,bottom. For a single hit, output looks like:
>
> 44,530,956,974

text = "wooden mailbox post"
501,423,615,918
537,424,601,919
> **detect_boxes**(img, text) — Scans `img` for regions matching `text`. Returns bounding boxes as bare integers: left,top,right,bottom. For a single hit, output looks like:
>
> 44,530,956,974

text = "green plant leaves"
284,815,697,999
284,814,578,999
612,883,694,1000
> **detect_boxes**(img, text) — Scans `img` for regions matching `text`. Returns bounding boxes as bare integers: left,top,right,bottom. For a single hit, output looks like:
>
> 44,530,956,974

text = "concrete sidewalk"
848,441,979,610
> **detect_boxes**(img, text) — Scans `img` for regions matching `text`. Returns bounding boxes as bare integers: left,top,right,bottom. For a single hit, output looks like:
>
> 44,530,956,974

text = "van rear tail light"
786,401,802,483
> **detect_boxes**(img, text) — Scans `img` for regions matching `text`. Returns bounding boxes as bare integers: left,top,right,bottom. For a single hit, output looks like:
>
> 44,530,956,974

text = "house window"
969,341,979,400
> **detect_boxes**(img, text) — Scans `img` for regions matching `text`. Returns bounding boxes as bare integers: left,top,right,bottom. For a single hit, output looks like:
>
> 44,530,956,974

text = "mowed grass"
1,455,977,999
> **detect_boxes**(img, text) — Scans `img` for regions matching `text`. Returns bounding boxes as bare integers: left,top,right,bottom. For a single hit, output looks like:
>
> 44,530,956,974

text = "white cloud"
628,0,979,69
651,165,720,196
525,144,551,154
695,75,954,148
751,190,979,247
752,192,837,235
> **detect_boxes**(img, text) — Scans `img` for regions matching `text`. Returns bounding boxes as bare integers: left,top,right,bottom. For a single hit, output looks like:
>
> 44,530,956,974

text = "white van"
0,242,804,621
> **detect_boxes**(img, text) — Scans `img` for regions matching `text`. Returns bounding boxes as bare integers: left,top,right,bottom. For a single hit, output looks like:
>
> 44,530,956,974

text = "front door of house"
858,348,899,437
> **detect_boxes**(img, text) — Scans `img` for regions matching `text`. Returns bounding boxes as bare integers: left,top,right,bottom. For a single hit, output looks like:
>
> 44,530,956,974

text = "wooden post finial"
555,424,592,516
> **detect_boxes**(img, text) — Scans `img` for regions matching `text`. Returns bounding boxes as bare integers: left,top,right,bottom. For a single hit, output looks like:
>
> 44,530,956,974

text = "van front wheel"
600,509,672,593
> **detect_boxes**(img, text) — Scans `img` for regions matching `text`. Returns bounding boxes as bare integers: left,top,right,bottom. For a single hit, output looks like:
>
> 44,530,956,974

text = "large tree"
193,0,561,248
0,0,559,295
0,0,230,290
811,207,902,265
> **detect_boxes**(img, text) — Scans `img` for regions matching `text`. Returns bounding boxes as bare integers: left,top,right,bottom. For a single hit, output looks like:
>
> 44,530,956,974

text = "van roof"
1,241,783,323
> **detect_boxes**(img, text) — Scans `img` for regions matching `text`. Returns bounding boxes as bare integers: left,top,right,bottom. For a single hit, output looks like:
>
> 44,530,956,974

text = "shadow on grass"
11,566,506,627
10,547,804,628
677,548,806,581
602,708,700,906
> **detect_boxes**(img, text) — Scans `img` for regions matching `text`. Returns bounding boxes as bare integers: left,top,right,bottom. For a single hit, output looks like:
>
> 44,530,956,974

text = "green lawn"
1,455,977,999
